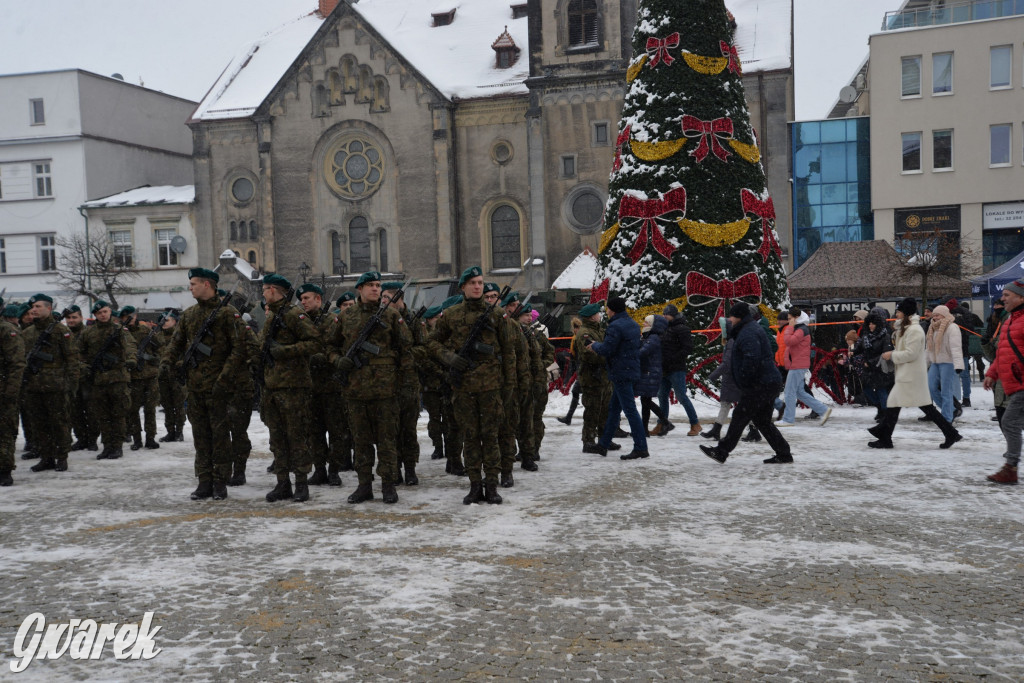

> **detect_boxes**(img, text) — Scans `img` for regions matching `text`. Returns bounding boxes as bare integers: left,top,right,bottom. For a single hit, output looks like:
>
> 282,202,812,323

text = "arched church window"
327,70,344,105
229,221,237,241
356,66,374,103
249,221,258,240
349,216,370,272
372,76,390,113
490,205,521,269
378,229,388,272
340,55,358,93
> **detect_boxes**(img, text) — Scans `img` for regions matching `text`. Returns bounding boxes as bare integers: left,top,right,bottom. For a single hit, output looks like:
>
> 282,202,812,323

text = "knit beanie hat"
896,297,917,316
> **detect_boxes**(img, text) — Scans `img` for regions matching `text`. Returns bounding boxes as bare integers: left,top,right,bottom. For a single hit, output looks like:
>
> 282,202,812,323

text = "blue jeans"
959,361,971,400
927,362,957,422
782,369,828,423
863,385,889,411
657,371,699,426
599,379,649,452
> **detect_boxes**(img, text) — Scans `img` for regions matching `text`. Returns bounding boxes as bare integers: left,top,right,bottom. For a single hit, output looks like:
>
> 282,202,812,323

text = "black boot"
327,464,342,487
347,483,374,504
404,465,418,486
175,431,184,442
54,459,68,472
521,457,538,472
20,449,39,460
106,447,123,460
382,482,399,504
614,427,630,438
463,481,484,505
308,465,329,486
190,480,214,500
212,481,228,500
500,471,515,488
70,440,87,451
430,444,444,460
742,426,762,442
130,434,143,451
0,470,12,486
293,478,310,502
265,478,293,502
484,482,503,505
620,449,649,460
450,461,467,477
159,431,177,442
85,440,98,451
227,463,246,486
145,436,160,449
96,446,111,460
557,415,571,425
30,458,55,472
266,462,274,473
940,430,963,450
534,449,541,461
701,423,722,440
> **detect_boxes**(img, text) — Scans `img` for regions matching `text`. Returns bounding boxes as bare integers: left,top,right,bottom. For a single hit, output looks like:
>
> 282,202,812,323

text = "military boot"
381,482,399,504
293,476,310,503
521,457,538,472
31,458,55,472
212,481,228,500
54,458,68,472
403,465,418,486
106,447,123,460
130,434,143,451
20,449,39,460
394,467,405,485
430,443,444,460
145,436,160,450
326,464,342,487
227,463,246,487
96,446,112,460
265,478,293,502
159,430,177,442
347,483,374,504
266,462,275,473
463,481,484,505
484,482,503,505
190,481,214,500
85,440,98,451
0,470,12,486
308,465,329,486
175,431,184,442
70,440,87,451
500,471,515,488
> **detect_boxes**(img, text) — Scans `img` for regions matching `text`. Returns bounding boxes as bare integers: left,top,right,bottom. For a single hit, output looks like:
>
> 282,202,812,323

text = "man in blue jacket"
701,303,792,464
586,296,649,459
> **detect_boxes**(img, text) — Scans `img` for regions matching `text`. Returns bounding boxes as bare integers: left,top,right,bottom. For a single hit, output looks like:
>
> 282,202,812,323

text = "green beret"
262,273,292,290
2,304,18,317
517,304,534,316
423,305,443,319
66,305,81,314
111,309,120,317
216,289,228,298
28,293,54,305
16,304,31,318
458,266,483,287
166,310,180,320
188,267,219,283
441,295,463,310
356,271,382,288
381,281,403,291
483,282,501,294
296,283,324,298
501,291,520,306
91,300,111,315
119,306,136,317
578,303,602,317
336,291,356,306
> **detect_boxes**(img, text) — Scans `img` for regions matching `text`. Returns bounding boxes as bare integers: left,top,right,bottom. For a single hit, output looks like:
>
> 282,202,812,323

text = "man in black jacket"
701,303,792,464
652,305,701,437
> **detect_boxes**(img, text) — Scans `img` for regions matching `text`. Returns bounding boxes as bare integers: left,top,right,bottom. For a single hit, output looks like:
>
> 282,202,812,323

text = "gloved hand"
546,361,561,382
269,341,288,360
442,351,471,372
955,368,962,374
334,356,356,372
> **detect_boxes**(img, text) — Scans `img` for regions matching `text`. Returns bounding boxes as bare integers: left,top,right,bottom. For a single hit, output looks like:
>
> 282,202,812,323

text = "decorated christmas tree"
592,0,790,391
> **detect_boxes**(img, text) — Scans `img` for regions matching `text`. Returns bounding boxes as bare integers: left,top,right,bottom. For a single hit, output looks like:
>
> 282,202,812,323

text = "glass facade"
791,118,873,267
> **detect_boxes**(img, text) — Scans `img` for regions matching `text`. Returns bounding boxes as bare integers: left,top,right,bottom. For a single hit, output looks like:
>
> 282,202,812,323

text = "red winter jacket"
986,306,1024,396
783,319,812,370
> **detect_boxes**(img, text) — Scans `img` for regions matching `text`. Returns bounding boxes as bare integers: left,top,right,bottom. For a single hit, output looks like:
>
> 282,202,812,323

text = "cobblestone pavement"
1,397,1023,681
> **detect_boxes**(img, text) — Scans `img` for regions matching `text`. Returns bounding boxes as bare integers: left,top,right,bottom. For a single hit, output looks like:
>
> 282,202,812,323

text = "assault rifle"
337,277,411,386
538,304,565,331
135,312,169,368
22,311,63,386
88,323,126,382
255,285,296,392
507,291,535,321
178,285,240,386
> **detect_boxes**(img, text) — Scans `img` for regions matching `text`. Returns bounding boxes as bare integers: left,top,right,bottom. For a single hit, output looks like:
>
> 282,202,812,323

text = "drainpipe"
77,205,92,291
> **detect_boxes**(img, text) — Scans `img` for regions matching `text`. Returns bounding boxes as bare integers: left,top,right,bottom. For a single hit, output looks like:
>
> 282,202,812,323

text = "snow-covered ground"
1,379,1022,680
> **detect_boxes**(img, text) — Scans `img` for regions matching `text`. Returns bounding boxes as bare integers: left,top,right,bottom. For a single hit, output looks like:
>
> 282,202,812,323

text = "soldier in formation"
299,283,345,488
0,295,25,486
574,303,613,453
120,306,163,450
78,300,135,461
157,312,186,442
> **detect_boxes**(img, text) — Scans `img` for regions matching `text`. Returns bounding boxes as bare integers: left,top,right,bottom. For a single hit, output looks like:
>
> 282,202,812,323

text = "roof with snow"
191,0,790,122
551,249,598,290
82,185,195,208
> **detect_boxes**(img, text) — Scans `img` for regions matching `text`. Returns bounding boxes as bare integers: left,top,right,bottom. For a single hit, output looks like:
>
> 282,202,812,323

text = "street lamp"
299,262,311,283
334,258,348,278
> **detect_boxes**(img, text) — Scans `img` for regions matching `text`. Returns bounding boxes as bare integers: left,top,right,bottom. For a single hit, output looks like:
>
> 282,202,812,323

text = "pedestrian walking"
856,311,895,420
778,307,832,426
652,304,702,437
984,280,1024,484
637,314,668,434
925,304,964,423
703,317,740,441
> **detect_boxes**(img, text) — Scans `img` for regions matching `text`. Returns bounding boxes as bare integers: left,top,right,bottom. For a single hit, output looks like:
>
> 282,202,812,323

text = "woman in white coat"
925,304,965,423
867,297,962,449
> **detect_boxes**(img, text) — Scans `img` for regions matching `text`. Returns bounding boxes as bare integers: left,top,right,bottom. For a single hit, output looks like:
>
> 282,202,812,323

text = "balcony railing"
883,0,1024,30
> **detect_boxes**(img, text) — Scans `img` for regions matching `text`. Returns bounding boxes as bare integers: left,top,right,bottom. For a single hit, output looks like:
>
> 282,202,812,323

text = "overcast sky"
1,0,900,121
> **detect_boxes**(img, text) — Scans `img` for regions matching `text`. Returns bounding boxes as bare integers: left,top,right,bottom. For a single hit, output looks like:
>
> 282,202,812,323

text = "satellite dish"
111,73,125,81
839,86,858,104
170,236,187,254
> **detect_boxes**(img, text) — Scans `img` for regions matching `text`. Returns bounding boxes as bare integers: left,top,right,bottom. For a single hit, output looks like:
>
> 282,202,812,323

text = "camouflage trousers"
532,382,548,455
263,388,312,480
516,389,535,465
453,389,503,484
1,392,21,471
309,390,346,469
498,389,519,474
347,397,399,486
87,382,129,449
442,392,463,471
70,383,93,443
128,377,160,440
580,382,612,445
421,390,446,452
397,386,421,470
23,390,71,461
158,373,186,435
228,390,253,468
186,389,232,483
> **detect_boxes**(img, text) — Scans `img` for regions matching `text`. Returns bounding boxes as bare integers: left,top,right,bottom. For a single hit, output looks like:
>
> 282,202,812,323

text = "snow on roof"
727,0,793,72
551,249,598,290
82,185,195,208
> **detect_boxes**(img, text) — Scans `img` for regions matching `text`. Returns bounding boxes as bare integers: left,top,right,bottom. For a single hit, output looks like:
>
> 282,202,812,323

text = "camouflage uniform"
309,309,347,482
518,323,541,463
126,321,164,445
396,309,423,481
531,324,556,456
0,321,26,478
157,325,186,439
66,321,95,447
417,333,449,460
227,317,257,480
574,319,611,446
78,319,136,455
328,299,412,487
22,316,78,468
499,316,531,476
427,298,515,486
163,296,245,485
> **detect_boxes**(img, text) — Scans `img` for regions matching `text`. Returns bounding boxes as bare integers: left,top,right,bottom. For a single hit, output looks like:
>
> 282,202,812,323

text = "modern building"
188,0,795,288
0,69,195,302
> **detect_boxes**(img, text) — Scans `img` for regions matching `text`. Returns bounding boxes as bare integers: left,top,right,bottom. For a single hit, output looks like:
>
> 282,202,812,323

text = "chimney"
318,0,340,17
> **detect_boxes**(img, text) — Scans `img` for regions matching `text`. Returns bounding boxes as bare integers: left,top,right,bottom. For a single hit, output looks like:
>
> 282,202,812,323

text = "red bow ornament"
741,189,782,262
685,271,762,341
681,115,734,163
618,187,687,265
613,124,631,172
589,278,610,304
646,33,680,67
720,41,742,75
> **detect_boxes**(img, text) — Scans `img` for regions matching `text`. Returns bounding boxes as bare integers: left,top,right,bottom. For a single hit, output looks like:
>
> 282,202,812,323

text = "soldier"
427,267,515,505
162,269,246,501
438,295,466,477
298,283,344,488
227,305,257,486
157,312,186,442
419,306,448,462
492,286,530,487
257,274,319,503
328,271,412,504
0,296,26,486
514,304,544,473
120,306,163,450
527,308,556,459
383,281,421,486
63,305,97,451
574,303,613,453
334,291,357,471
78,300,136,461
21,294,78,472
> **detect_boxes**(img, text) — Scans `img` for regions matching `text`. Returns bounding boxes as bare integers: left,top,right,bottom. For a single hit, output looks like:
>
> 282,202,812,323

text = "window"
561,155,576,178
324,136,385,200
331,230,345,275
109,229,133,268
901,56,921,97
567,0,598,47
155,228,178,267
991,45,1012,88
247,250,257,265
349,216,370,272
490,206,521,269
30,99,44,125
230,221,238,241
932,53,953,94
901,132,922,172
0,239,6,274
991,124,1012,166
593,121,609,146
564,186,605,235
249,221,258,240
231,177,254,203
933,130,953,170
378,229,388,272
511,3,528,20
372,76,390,113
39,235,56,272
33,163,52,197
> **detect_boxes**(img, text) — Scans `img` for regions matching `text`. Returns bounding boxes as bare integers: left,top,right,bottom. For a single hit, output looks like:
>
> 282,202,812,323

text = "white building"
0,69,195,303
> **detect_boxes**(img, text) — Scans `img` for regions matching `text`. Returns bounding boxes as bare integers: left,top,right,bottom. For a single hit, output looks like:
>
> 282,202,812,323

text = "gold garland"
675,217,751,247
629,295,689,325
758,303,779,327
626,55,648,83
599,222,620,254
629,138,687,162
728,139,761,164
682,53,729,75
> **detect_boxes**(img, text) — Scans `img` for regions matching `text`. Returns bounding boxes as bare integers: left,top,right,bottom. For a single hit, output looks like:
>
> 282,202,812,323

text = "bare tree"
891,226,977,307
53,231,139,308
